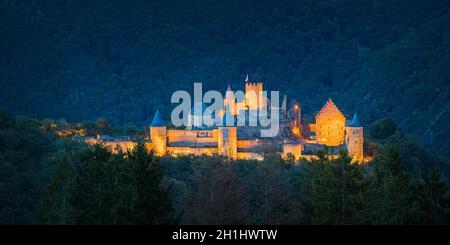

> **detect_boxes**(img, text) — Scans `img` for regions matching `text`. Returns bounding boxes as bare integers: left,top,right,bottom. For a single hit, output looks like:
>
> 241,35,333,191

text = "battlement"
245,82,263,92
245,82,264,110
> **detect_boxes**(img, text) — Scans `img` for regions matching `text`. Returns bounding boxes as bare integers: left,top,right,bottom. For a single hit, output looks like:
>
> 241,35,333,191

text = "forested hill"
0,0,449,155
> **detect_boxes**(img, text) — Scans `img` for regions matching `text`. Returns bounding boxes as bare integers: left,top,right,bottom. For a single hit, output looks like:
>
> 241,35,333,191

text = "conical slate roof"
225,84,235,99
348,113,362,127
150,109,165,127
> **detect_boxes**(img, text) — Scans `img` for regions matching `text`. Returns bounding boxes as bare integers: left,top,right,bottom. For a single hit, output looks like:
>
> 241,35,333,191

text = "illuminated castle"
82,78,364,163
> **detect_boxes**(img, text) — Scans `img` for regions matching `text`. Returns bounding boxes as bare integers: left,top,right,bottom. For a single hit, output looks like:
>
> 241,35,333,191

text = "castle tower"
345,113,364,163
149,109,167,156
217,104,237,159
224,84,236,115
244,75,264,110
315,98,346,146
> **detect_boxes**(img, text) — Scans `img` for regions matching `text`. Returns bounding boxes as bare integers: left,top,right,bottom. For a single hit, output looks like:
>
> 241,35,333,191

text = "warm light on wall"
315,99,346,146
72,85,366,163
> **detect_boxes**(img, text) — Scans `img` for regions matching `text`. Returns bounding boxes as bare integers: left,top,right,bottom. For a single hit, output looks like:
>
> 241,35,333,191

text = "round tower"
345,113,364,163
150,109,167,156
218,104,237,159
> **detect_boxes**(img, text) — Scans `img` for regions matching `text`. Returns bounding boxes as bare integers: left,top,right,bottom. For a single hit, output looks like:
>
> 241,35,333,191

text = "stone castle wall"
168,129,217,144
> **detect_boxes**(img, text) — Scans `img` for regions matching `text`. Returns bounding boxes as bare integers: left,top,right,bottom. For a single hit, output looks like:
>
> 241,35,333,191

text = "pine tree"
308,150,364,224
182,156,248,224
36,150,74,224
127,143,177,224
250,154,296,224
69,143,117,224
358,146,417,224
416,168,450,224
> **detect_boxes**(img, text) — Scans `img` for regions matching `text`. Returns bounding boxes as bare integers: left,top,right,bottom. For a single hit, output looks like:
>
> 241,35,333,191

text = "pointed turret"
225,84,234,98
349,113,362,127
150,109,165,127
224,84,236,116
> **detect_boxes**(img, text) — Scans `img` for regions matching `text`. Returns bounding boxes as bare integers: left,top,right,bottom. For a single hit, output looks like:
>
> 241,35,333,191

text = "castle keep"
80,79,364,163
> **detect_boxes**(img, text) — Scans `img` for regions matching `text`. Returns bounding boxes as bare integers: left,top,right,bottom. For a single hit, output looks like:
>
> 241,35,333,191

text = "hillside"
0,0,449,155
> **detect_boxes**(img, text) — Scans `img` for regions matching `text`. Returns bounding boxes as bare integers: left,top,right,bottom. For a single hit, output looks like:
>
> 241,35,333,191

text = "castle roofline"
316,98,344,118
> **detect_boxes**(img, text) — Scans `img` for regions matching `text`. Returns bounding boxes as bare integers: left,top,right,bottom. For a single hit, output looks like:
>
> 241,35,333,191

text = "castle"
79,78,364,163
